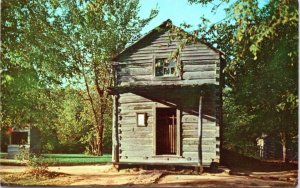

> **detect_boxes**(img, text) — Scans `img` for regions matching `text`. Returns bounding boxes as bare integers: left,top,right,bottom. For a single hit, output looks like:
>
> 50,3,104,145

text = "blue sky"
138,0,227,34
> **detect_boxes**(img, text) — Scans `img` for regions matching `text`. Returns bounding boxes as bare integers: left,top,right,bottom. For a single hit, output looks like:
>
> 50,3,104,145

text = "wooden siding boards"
112,20,222,167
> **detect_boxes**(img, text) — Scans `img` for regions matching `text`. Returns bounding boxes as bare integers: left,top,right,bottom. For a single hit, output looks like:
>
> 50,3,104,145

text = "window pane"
169,59,176,67
171,68,175,74
155,59,164,76
164,59,169,66
164,68,170,75
156,67,163,76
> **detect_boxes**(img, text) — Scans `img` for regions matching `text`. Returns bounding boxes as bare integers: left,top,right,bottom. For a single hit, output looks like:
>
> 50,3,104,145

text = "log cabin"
109,19,225,170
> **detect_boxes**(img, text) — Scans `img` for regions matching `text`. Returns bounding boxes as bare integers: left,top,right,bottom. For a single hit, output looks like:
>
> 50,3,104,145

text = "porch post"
112,94,119,163
198,95,203,172
111,61,119,164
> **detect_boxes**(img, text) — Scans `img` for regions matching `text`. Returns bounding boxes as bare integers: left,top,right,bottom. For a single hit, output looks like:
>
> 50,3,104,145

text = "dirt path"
155,173,295,187
0,165,297,187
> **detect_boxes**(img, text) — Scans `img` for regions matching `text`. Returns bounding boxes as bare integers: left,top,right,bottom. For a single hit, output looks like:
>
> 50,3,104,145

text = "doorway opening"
156,108,177,155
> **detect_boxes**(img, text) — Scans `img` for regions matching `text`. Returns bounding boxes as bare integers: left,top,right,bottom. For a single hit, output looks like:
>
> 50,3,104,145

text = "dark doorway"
11,132,28,145
156,108,177,155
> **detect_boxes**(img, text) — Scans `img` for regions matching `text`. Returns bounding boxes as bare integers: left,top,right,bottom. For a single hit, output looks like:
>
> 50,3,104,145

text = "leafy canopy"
188,0,298,154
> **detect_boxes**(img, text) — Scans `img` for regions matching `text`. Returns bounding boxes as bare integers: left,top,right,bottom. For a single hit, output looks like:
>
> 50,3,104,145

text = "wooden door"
156,108,177,155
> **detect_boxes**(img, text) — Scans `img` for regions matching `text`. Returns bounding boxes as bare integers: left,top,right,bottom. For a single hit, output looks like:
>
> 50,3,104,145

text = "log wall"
115,28,220,87
113,26,222,166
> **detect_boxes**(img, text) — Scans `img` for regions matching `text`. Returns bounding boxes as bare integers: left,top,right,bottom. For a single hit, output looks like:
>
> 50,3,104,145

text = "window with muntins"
155,58,176,76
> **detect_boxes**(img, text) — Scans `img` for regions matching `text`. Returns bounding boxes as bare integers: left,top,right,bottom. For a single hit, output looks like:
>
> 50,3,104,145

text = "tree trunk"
280,131,289,163
98,122,105,156
93,112,105,156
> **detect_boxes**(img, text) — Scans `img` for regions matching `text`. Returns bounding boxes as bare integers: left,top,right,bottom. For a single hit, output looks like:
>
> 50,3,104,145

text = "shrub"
15,148,51,177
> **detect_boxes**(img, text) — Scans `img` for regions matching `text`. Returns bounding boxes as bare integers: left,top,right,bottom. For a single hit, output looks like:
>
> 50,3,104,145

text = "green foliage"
223,89,258,157
15,148,50,177
15,147,31,161
45,0,157,155
188,0,298,158
54,87,91,153
2,0,157,155
36,87,111,154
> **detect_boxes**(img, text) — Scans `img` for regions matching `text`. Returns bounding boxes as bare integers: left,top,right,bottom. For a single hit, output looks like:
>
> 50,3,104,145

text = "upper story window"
155,58,177,77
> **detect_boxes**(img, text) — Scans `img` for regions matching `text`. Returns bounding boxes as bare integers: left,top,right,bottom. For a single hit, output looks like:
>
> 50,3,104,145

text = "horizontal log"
183,71,216,80
183,145,216,153
119,102,154,108
151,38,178,44
119,138,152,145
119,79,218,86
119,132,152,138
182,79,217,85
119,157,196,163
150,39,179,45
182,124,197,130
182,130,217,139
119,112,153,118
182,139,198,145
119,124,153,130
119,129,152,135
119,110,153,117
182,138,216,146
182,144,198,152
182,130,198,137
182,122,216,127
119,150,153,157
181,55,219,61
118,67,152,76
182,151,198,158
120,145,152,151
183,46,210,51
119,95,151,104
183,64,216,72
132,46,177,53
117,61,152,66
118,59,152,64
119,55,152,61
180,156,217,164
182,115,198,123
202,130,218,138
180,50,217,56
119,75,153,82
118,104,153,111
183,60,218,65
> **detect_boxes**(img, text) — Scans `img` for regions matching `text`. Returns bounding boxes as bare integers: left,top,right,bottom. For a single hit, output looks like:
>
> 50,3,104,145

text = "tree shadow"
222,149,298,172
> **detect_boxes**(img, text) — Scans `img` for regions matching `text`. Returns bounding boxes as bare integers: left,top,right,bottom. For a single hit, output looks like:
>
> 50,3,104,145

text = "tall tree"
47,0,157,155
1,0,157,155
187,0,298,162
1,1,69,129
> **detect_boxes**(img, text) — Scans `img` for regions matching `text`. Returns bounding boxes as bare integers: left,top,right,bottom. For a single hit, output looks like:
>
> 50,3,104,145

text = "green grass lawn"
42,153,112,165
0,153,112,165
0,152,8,158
